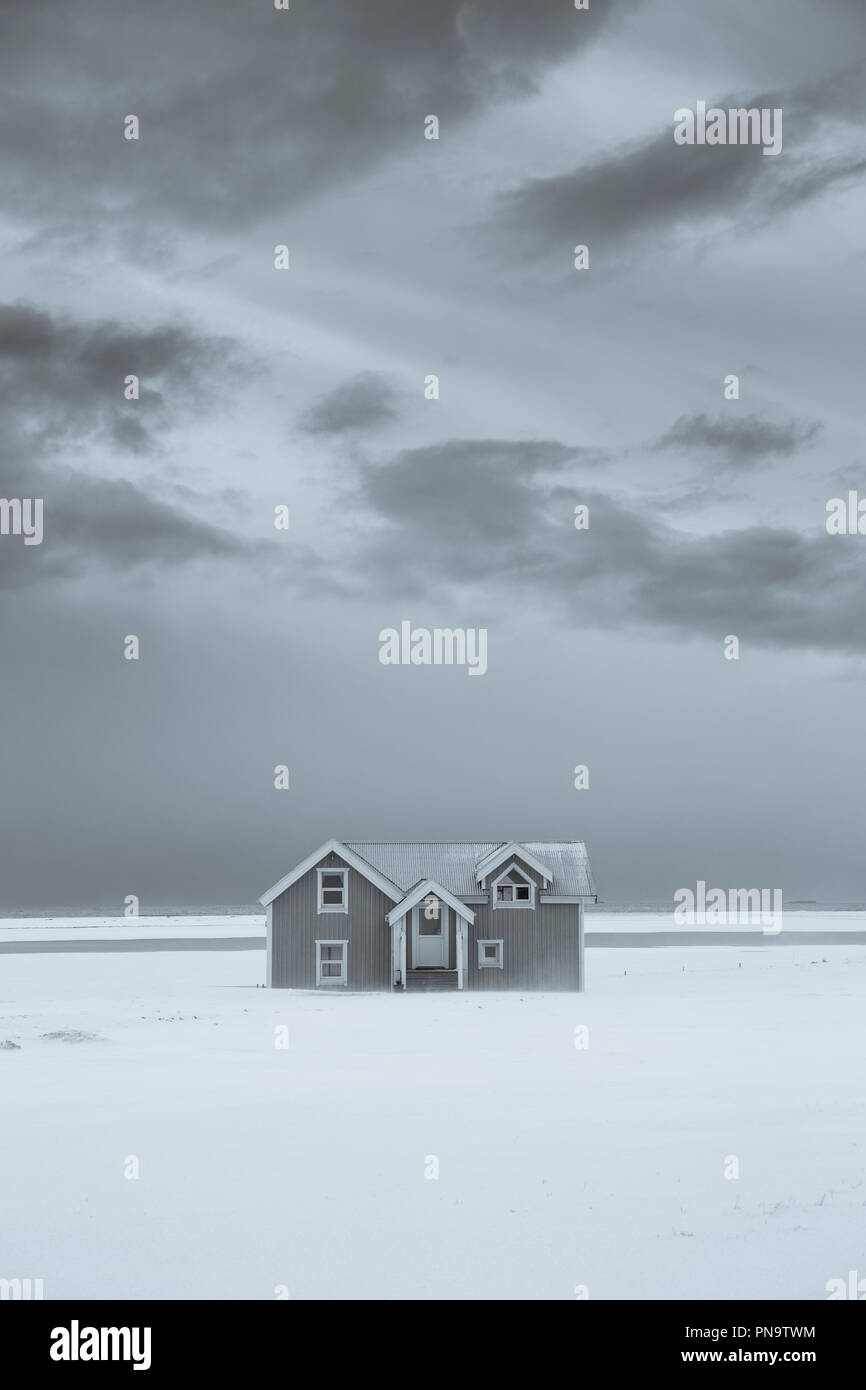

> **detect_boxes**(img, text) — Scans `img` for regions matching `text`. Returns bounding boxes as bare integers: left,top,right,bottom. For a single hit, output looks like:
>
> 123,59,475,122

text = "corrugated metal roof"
344,842,595,898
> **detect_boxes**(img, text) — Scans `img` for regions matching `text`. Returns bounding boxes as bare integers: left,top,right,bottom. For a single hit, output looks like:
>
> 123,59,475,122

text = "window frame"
491,862,535,910
317,866,349,914
418,913,444,937
316,939,349,987
477,939,504,969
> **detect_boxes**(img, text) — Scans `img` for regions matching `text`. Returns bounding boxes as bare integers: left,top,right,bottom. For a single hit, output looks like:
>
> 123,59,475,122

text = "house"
259,839,596,992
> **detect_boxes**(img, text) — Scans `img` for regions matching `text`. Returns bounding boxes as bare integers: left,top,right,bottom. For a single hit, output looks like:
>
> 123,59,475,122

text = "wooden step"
405,969,459,992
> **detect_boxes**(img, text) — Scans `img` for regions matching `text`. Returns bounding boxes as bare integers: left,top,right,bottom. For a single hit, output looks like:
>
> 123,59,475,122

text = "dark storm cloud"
0,463,265,590
362,436,590,497
349,438,866,652
0,0,638,237
0,302,277,589
495,83,865,259
300,373,399,436
0,304,240,457
653,412,820,471
790,60,866,123
357,438,601,577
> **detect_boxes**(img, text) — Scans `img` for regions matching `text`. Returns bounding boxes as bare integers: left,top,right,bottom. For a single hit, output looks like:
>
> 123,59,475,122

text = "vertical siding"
266,903,273,987
467,858,582,991
270,851,393,991
578,901,585,994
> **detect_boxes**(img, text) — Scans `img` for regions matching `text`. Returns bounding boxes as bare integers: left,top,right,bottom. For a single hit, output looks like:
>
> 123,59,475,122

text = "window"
492,865,535,909
316,940,348,986
496,882,530,903
317,867,348,913
477,939,503,969
419,896,442,935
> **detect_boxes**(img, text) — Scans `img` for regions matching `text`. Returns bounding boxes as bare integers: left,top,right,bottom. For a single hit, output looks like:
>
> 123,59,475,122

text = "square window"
477,940,503,969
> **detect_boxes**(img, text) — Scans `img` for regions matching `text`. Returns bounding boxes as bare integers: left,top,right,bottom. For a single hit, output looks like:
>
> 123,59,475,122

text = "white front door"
412,902,449,967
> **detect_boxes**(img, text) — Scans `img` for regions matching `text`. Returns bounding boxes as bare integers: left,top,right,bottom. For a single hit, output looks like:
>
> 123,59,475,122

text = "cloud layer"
0,0,637,240
348,438,866,652
0,303,265,587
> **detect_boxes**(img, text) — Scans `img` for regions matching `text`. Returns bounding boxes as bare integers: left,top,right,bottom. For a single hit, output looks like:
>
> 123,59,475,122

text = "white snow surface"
0,915,264,942
2,909,863,943
1,923,864,1300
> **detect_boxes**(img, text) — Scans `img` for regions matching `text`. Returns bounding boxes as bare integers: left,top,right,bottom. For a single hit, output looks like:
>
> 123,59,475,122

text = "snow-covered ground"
0,915,264,942
1,927,864,1300
587,909,866,935
2,908,864,943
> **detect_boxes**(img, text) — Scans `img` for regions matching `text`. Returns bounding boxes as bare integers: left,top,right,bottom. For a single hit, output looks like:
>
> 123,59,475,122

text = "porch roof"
386,879,475,927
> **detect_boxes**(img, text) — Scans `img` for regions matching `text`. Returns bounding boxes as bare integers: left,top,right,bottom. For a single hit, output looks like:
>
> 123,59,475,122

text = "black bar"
6,1299,862,1376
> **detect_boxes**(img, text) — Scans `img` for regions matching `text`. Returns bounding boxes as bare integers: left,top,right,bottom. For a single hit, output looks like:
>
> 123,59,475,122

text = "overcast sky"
1,0,865,911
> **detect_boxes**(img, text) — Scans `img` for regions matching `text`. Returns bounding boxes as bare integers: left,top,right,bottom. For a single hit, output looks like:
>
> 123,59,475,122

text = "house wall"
268,849,585,992
466,859,583,991
270,850,393,991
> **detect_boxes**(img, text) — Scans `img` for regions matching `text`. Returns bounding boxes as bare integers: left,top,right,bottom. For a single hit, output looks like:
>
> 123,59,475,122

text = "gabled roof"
386,879,475,926
259,838,403,907
474,841,552,885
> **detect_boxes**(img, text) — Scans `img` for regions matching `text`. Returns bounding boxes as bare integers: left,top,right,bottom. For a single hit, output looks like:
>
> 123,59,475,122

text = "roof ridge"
345,839,501,843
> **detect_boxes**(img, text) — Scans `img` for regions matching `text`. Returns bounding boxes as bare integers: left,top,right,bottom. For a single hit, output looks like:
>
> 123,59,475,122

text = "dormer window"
497,881,530,903
492,864,535,909
317,867,348,913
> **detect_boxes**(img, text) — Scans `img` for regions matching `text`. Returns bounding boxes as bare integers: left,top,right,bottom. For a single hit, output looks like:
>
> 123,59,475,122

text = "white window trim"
316,939,348,987
492,862,535,909
317,866,348,914
477,939,504,969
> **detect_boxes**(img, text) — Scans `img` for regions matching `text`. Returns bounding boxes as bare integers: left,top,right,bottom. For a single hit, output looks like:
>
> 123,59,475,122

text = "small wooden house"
259,839,596,992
